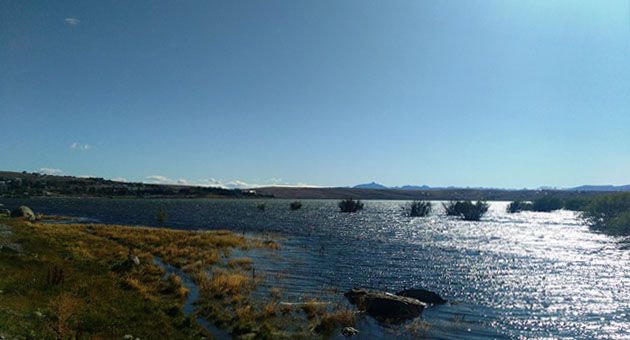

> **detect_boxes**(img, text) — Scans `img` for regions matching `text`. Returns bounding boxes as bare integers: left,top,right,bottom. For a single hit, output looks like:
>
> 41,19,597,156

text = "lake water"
2,198,629,339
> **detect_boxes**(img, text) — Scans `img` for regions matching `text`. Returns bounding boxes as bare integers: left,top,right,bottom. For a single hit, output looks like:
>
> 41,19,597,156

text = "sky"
1,1,629,189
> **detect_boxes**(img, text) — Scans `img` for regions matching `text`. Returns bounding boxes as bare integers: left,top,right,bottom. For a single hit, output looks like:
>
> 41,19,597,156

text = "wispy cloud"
37,167,63,175
145,175,173,184
145,175,315,189
65,17,80,26
70,142,91,151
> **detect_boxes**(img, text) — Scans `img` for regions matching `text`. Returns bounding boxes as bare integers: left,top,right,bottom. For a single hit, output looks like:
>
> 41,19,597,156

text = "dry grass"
261,302,277,318
315,308,357,335
404,319,432,338
49,293,83,339
227,257,254,269
301,298,325,319
207,269,251,297
269,287,282,300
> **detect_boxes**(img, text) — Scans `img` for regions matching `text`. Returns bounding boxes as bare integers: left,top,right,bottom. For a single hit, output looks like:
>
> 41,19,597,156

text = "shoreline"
0,217,356,339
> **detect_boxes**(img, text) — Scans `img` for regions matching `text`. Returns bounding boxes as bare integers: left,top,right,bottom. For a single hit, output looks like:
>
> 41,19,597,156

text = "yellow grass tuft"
227,257,254,269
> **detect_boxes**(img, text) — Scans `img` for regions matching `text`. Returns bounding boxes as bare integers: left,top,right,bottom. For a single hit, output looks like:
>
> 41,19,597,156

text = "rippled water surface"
2,198,629,339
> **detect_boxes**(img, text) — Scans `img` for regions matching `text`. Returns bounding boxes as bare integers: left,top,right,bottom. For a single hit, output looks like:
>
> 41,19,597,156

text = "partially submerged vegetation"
338,199,364,213
443,201,489,221
403,201,432,217
0,216,357,339
506,200,533,213
506,193,630,235
581,193,630,235
290,201,303,211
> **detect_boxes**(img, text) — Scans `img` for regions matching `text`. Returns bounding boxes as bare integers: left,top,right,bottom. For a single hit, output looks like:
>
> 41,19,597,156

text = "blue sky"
1,1,629,188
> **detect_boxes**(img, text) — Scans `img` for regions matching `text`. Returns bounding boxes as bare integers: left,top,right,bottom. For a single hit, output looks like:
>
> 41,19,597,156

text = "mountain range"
353,182,630,192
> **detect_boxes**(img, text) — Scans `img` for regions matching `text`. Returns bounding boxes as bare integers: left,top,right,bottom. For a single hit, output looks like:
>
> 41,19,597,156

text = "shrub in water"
404,201,432,217
338,199,364,213
506,201,533,213
532,196,563,212
443,200,488,221
290,201,303,211
563,197,591,211
582,193,630,235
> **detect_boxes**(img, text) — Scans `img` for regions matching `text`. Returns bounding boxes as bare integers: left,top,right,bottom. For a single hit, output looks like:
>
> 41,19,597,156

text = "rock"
10,206,36,221
131,255,140,266
341,327,359,337
396,288,447,305
0,208,10,216
123,335,133,340
344,288,426,322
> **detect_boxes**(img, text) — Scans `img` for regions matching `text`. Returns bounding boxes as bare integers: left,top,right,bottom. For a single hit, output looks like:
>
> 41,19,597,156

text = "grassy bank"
0,217,352,339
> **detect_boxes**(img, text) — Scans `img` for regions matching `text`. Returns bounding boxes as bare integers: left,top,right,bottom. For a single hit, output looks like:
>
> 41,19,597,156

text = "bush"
582,193,630,235
338,199,364,213
256,203,266,211
506,201,533,213
531,196,563,212
290,201,303,211
563,197,591,211
403,201,432,217
443,201,489,221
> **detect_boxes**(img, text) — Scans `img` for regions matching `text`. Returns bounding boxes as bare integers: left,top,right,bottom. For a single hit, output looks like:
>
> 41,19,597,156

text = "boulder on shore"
396,288,447,305
10,206,36,221
344,288,426,322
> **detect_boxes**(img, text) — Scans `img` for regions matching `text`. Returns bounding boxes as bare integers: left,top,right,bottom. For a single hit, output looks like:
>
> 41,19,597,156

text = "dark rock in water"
396,288,447,305
341,327,359,337
344,288,426,322
10,206,35,221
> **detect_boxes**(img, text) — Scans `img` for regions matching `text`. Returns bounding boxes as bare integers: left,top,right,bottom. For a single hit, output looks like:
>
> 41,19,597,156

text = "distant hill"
566,185,630,192
353,182,388,189
0,171,263,199
394,185,432,190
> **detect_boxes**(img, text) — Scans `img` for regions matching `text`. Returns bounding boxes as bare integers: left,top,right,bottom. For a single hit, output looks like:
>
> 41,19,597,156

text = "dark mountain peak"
353,182,388,189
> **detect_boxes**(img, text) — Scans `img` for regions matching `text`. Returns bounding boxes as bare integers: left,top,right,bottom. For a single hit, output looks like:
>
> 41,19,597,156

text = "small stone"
341,327,359,337
35,311,43,318
123,335,133,340
131,256,140,266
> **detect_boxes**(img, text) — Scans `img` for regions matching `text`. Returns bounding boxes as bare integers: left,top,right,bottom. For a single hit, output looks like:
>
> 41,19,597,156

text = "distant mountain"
353,182,388,189
394,185,432,190
566,185,630,192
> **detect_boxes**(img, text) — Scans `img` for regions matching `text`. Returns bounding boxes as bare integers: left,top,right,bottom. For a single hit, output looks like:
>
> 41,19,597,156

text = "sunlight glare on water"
2,198,628,339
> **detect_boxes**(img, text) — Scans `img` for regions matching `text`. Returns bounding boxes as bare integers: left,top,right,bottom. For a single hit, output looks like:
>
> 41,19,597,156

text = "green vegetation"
531,196,564,212
0,216,359,338
403,201,432,217
443,201,489,221
581,193,630,235
289,201,303,211
506,200,533,213
338,199,364,213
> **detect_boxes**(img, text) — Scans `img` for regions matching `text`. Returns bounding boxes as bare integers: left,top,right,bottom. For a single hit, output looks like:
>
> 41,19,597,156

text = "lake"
1,197,628,339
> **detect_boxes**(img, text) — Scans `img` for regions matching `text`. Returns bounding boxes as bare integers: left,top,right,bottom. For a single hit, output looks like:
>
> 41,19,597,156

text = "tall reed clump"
290,201,303,211
443,200,489,221
582,192,630,235
338,199,364,213
404,201,432,217
506,200,533,213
